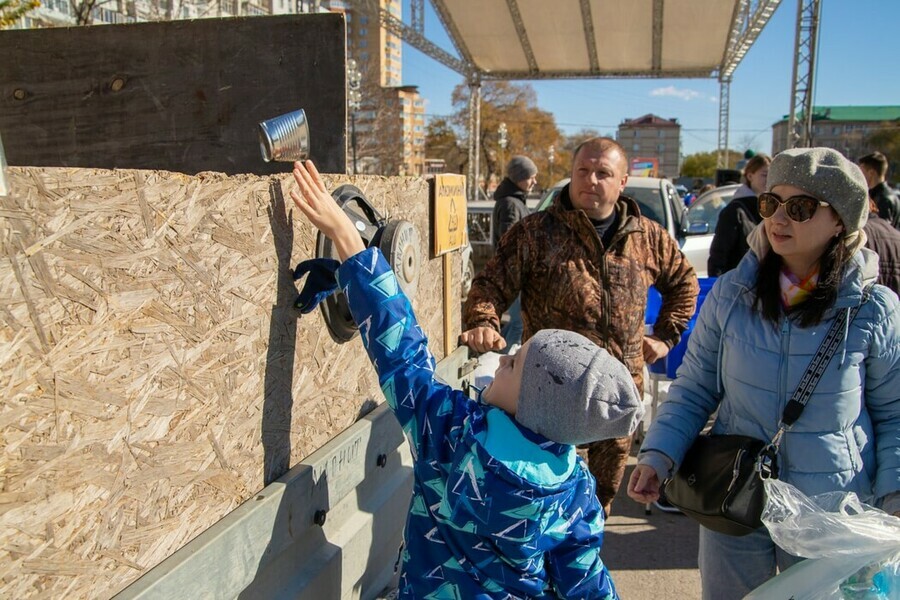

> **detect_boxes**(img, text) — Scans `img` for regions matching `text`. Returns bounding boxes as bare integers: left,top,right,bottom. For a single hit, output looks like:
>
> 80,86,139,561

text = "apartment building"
17,0,267,27
334,0,425,175
616,114,681,178
771,106,900,159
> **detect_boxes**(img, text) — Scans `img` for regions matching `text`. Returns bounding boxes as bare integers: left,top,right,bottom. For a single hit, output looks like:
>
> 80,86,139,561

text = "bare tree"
349,54,406,176
451,81,563,191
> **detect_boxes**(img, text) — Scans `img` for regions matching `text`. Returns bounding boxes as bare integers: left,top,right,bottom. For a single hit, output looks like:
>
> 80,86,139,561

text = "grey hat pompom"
515,329,644,446
506,155,538,183
767,147,868,233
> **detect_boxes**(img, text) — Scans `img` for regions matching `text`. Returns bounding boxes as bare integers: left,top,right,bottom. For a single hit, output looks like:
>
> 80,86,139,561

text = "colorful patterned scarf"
780,265,819,308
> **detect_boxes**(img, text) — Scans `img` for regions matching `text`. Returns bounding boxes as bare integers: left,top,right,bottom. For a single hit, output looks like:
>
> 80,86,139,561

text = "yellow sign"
432,174,467,256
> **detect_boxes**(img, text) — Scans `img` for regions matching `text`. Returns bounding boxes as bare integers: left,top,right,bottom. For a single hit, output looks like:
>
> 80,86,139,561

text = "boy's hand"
290,160,366,261
459,327,506,354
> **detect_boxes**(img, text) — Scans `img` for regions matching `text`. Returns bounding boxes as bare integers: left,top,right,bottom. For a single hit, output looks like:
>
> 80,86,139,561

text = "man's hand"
626,464,661,504
459,327,506,354
642,335,669,365
290,160,365,261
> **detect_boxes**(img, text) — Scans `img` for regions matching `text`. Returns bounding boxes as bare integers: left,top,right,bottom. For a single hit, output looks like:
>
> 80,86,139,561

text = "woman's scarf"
779,266,820,308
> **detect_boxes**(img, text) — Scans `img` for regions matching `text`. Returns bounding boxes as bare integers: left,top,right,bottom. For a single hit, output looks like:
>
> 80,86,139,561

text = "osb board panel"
0,166,461,599
0,14,346,175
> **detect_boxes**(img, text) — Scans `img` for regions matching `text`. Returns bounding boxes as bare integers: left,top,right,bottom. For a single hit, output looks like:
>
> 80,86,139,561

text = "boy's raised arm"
289,161,462,459
290,160,366,261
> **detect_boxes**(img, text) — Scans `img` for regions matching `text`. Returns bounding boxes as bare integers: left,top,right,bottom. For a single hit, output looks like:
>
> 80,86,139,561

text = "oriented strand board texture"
0,166,460,599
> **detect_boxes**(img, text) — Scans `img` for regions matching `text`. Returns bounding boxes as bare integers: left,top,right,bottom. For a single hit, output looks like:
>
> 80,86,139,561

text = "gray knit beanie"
516,329,644,446
767,147,869,233
506,156,538,183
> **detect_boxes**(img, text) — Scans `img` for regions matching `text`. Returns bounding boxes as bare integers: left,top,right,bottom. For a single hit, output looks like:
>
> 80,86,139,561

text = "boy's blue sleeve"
336,248,462,461
546,509,618,599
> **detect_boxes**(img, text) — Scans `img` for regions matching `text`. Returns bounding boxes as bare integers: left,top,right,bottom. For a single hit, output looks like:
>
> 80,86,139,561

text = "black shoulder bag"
664,294,868,536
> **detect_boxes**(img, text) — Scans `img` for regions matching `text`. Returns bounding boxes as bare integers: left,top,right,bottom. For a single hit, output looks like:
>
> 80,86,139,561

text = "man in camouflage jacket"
462,137,698,514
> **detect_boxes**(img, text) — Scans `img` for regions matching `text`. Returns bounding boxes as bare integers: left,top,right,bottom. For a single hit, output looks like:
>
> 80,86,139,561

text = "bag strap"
757,285,873,478
780,285,872,427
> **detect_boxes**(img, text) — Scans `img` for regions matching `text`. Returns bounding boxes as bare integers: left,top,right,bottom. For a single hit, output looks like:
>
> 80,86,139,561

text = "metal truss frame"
347,0,783,193
786,0,821,149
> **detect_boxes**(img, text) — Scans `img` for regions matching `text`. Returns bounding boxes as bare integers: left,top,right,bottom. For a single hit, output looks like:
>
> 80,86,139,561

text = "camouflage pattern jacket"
464,184,698,390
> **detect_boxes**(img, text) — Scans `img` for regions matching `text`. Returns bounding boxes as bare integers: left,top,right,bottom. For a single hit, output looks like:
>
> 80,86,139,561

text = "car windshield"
467,210,491,243
536,180,668,230
625,186,667,229
686,186,739,232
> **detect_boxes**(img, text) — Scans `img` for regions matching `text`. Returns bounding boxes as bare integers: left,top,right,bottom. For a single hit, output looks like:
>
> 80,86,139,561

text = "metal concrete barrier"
115,346,473,599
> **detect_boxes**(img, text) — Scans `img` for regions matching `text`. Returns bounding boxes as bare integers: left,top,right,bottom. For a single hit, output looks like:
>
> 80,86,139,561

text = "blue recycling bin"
647,277,716,378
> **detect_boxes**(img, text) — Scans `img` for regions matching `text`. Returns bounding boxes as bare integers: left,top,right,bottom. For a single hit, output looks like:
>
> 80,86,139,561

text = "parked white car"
679,184,740,277
536,176,686,241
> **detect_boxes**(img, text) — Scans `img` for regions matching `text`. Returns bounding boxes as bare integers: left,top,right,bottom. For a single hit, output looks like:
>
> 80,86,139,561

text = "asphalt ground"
603,449,702,599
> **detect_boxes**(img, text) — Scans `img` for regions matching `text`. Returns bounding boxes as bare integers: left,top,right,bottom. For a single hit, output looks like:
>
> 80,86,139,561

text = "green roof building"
772,105,900,159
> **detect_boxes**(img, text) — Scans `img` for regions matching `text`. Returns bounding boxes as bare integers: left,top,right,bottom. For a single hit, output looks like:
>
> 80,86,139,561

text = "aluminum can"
258,109,309,162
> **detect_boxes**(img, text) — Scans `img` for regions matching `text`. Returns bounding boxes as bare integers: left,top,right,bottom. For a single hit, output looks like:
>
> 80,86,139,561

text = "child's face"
482,340,531,415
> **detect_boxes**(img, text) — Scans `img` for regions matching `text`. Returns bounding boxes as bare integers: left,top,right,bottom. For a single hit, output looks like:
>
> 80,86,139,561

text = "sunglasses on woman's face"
758,192,831,223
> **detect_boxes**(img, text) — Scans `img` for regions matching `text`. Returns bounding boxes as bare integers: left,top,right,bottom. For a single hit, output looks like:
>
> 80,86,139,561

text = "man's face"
858,164,878,189
516,173,538,194
569,145,628,219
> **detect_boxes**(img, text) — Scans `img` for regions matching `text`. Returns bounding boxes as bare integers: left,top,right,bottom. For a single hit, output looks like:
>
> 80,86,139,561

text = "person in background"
707,154,771,276
858,151,900,230
492,156,538,349
462,137,698,517
862,197,900,294
289,159,645,599
628,147,900,600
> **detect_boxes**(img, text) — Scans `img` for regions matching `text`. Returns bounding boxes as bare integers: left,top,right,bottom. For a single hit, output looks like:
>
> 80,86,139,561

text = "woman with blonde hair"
708,154,771,276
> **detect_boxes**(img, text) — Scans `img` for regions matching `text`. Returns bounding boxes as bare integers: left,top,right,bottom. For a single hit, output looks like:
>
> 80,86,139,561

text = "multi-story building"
397,85,426,176
616,114,681,179
16,0,267,29
332,0,423,175
332,0,401,87
771,106,900,159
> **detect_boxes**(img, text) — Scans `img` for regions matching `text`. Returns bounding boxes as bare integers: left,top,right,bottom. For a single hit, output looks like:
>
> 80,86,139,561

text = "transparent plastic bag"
744,478,900,600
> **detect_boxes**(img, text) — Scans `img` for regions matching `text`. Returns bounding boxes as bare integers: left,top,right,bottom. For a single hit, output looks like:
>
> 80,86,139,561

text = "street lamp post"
497,122,508,171
548,144,555,183
347,58,362,175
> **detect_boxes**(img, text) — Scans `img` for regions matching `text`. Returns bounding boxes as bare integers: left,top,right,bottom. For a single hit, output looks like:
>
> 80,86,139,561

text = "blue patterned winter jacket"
642,239,900,506
337,248,618,600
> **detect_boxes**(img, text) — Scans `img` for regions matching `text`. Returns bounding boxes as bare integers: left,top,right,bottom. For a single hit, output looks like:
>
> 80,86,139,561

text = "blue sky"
400,0,900,157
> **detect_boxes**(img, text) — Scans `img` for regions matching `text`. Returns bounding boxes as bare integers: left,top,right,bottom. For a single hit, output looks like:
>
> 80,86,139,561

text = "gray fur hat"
506,155,538,183
767,147,869,233
516,329,644,446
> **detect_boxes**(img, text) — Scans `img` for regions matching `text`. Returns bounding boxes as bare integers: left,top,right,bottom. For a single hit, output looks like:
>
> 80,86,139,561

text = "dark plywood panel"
0,14,346,175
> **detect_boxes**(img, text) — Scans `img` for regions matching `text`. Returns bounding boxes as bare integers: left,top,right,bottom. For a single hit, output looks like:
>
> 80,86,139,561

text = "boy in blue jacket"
290,160,645,599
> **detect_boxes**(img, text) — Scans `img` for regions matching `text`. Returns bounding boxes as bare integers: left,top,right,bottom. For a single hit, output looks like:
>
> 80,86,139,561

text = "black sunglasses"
758,192,831,223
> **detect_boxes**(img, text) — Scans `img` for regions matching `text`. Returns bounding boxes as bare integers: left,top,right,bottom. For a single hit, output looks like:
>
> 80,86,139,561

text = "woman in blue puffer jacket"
627,147,900,600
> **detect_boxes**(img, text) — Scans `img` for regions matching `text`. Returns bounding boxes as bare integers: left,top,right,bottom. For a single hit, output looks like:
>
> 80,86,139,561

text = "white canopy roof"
417,0,780,81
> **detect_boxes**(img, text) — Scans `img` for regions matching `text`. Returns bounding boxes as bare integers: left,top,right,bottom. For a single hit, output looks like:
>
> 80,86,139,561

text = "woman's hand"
627,463,662,503
290,160,365,261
